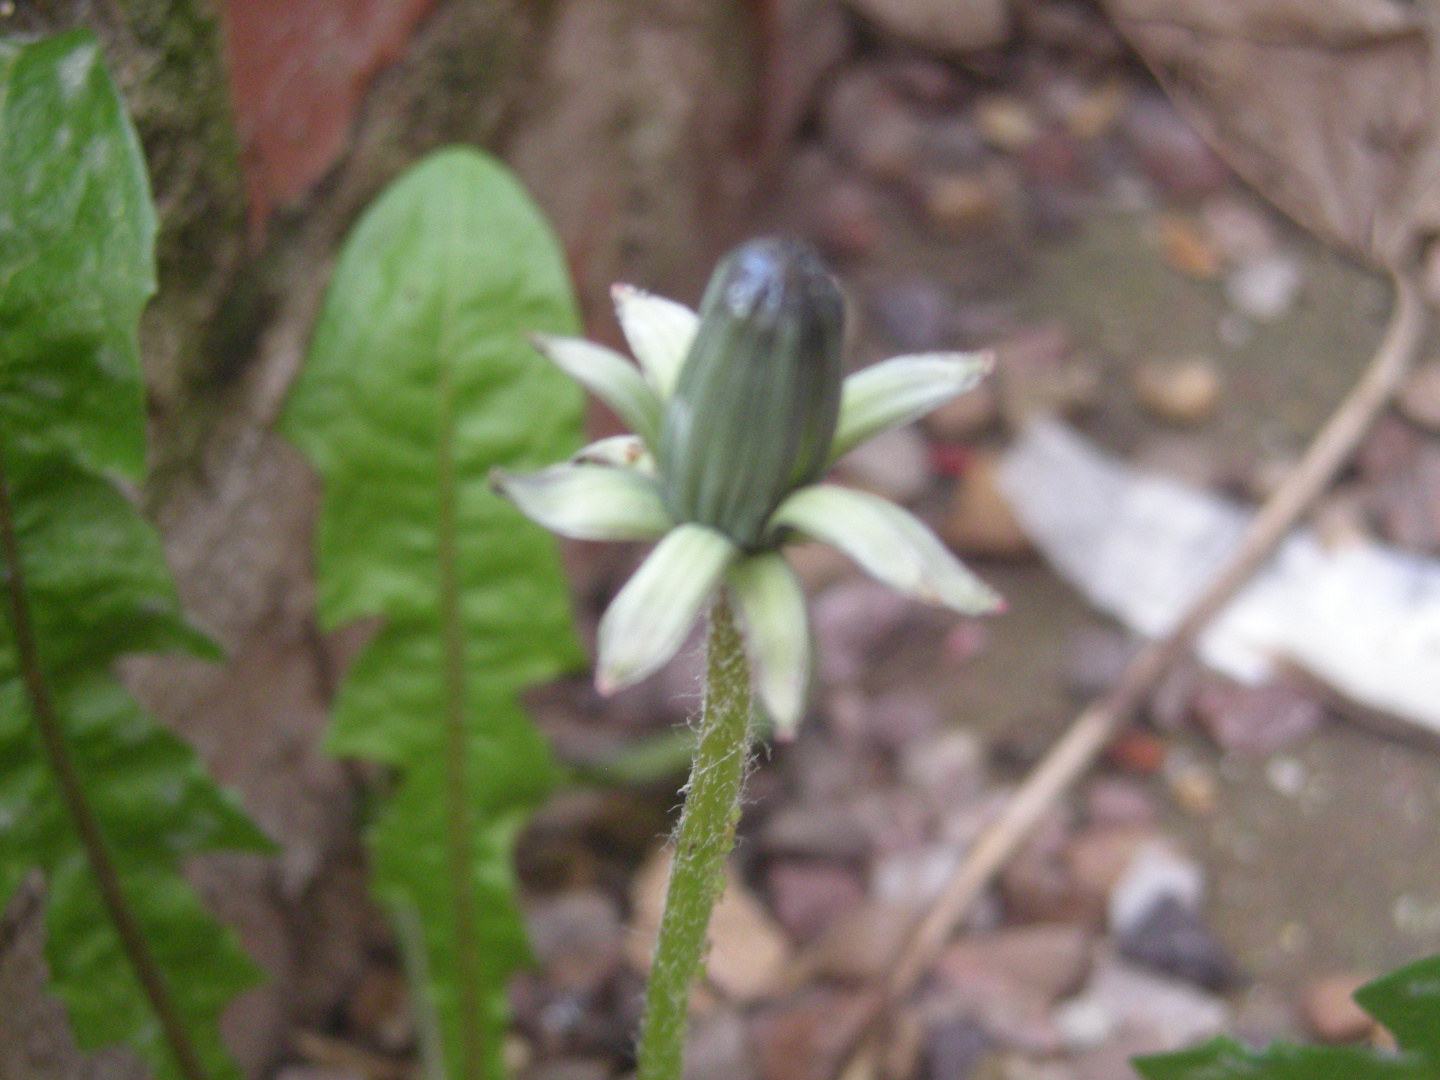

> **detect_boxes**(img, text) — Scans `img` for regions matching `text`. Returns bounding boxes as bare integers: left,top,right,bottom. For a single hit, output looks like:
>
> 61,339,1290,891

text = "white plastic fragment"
998,419,1440,737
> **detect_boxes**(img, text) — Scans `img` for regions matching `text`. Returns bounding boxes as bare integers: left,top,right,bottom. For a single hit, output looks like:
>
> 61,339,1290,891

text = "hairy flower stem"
636,598,753,1080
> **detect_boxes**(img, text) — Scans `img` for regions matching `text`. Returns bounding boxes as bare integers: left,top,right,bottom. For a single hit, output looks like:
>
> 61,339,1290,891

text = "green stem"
435,332,482,1080
0,439,209,1080
636,597,753,1080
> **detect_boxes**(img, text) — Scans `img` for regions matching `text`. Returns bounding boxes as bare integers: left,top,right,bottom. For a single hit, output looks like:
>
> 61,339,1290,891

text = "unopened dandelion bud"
658,237,844,548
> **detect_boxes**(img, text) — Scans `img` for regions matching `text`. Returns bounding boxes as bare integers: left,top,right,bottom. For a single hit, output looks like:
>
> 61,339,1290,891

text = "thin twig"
824,269,1426,1080
0,440,212,1080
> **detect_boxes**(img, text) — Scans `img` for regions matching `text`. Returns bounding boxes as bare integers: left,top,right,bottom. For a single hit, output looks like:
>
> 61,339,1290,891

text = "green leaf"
283,147,586,1080
0,31,154,479
1134,955,1440,1080
0,30,269,1080
1133,1037,1431,1080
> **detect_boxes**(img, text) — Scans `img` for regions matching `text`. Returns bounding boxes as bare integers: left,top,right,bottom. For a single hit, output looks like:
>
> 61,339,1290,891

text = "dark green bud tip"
659,236,845,549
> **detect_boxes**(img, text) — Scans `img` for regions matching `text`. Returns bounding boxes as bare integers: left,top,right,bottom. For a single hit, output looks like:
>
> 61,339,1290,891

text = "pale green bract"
493,267,1001,738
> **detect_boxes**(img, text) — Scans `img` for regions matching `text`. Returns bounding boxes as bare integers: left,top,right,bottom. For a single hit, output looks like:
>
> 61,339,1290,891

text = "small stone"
1371,442,1440,554
1123,93,1230,196
808,900,916,981
814,176,884,260
923,169,1005,237
842,0,1009,53
837,423,931,502
926,383,998,441
1064,80,1128,142
1133,357,1222,426
1117,896,1236,990
1065,824,1161,925
943,617,990,663
869,688,946,752
1104,732,1168,775
525,890,623,994
923,116,987,170
922,1017,989,1080
1358,415,1421,485
1062,623,1135,698
752,990,870,1080
627,850,791,1001
994,323,1098,423
1193,677,1324,756
1019,130,1084,187
824,69,923,183
871,277,956,352
760,801,870,861
1107,842,1203,937
1227,253,1303,321
766,860,866,943
686,1008,755,1080
1398,362,1440,432
975,96,1042,153
872,844,963,906
1200,195,1276,266
1157,214,1220,279
813,578,915,686
878,55,960,106
1056,955,1230,1052
943,451,1033,557
526,1060,611,1080
1165,760,1217,817
899,728,986,806
1083,778,1158,826
1302,972,1378,1043
936,925,1093,1005
1265,755,1306,799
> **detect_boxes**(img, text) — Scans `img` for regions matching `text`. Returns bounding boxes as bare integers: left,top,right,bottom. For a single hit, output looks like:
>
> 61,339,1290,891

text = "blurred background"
4,2,1440,1080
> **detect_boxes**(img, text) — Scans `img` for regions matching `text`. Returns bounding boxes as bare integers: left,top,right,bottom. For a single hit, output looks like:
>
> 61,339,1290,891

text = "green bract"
493,236,1001,737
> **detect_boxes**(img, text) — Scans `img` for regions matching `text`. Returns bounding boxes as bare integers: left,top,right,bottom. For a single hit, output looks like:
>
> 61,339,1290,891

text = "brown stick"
0,440,212,1080
826,269,1426,1080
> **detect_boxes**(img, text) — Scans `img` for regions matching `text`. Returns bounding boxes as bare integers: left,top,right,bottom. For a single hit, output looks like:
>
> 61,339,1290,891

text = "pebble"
1157,214,1220,279
1053,955,1230,1051
1359,415,1422,483
1062,80,1128,142
1104,732,1168,775
1065,824,1163,925
812,578,915,685
871,276,956,352
524,890,623,994
877,54,960,106
752,989,869,1080
1373,443,1440,553
1107,842,1203,938
760,800,870,861
686,1009,755,1080
922,1018,990,1080
899,728,987,806
1398,362,1440,432
823,68,923,183
943,451,1033,557
1083,778,1158,826
1133,357,1222,426
994,323,1099,423
926,382,998,441
1116,896,1235,991
869,688,946,752
766,860,866,943
1019,130,1085,187
975,95,1042,153
1062,623,1135,698
807,900,916,981
923,116,988,170
1165,760,1218,817
1193,677,1324,756
843,0,1010,53
836,423,931,502
1302,972,1378,1043
1122,93,1230,196
936,925,1093,1004
872,843,963,906
922,169,1006,237
1146,655,1201,733
813,176,884,260
1226,253,1303,321
1200,195,1276,265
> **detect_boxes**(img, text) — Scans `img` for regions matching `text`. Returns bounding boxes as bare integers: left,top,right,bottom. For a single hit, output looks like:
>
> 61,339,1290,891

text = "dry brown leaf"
1104,0,1440,266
